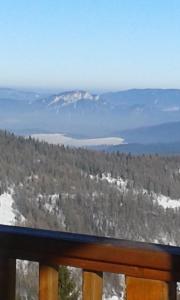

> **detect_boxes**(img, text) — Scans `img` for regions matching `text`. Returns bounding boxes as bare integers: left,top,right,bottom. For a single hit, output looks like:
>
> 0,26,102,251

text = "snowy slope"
90,173,180,210
0,190,24,225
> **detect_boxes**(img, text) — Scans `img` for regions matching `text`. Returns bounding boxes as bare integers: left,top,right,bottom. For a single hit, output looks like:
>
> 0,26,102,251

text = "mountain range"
1,88,180,147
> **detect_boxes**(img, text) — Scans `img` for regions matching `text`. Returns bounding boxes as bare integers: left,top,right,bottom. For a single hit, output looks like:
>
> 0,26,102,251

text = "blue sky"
0,0,180,91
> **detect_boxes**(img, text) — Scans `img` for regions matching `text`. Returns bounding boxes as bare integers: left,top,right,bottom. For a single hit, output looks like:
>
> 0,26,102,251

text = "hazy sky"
0,0,180,91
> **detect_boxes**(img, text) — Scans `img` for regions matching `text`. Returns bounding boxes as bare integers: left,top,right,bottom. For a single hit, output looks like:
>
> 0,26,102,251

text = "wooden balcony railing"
0,224,179,300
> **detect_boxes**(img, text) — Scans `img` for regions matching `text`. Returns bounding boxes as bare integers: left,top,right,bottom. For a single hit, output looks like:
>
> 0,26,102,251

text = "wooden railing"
0,224,179,300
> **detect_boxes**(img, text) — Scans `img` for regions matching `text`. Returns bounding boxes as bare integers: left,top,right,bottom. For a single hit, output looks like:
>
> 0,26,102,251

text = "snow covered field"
31,133,124,147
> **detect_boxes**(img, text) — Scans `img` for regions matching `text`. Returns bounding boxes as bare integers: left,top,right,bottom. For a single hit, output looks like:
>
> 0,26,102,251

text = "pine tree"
59,266,79,300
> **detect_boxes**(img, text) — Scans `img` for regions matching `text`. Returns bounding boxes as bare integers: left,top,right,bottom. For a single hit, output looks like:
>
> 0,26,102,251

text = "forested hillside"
1,130,180,298
1,129,180,240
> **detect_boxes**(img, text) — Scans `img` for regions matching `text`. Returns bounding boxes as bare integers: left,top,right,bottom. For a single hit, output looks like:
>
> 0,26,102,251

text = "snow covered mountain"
1,88,180,141
49,90,99,106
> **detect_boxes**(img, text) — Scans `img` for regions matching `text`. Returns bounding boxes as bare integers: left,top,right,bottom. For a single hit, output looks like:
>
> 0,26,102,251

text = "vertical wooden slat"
126,276,176,300
39,263,59,300
83,270,103,300
0,257,16,300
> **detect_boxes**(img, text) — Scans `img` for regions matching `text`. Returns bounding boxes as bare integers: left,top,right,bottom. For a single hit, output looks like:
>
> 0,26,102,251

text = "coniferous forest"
1,130,180,298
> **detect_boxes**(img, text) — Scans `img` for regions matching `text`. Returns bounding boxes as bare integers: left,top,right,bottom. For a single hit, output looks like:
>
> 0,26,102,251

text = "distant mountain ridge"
1,88,180,142
118,121,180,144
46,90,99,107
95,141,180,155
0,87,42,102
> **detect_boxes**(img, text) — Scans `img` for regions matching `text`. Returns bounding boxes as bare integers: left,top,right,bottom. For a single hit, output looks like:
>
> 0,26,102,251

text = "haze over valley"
1,88,180,153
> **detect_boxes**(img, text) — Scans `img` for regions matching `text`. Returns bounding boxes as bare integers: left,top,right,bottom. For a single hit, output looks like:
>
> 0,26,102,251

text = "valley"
31,133,124,147
1,88,180,145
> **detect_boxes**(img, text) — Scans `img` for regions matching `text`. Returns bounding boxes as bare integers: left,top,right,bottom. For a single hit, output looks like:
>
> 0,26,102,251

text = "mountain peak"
49,90,99,106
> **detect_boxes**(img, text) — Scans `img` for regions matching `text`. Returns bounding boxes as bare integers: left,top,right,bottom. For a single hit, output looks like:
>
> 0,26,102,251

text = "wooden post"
0,257,16,300
83,270,103,300
126,276,176,300
39,263,59,300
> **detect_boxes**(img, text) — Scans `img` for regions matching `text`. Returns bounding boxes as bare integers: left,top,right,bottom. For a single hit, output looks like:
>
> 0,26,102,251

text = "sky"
0,0,180,91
